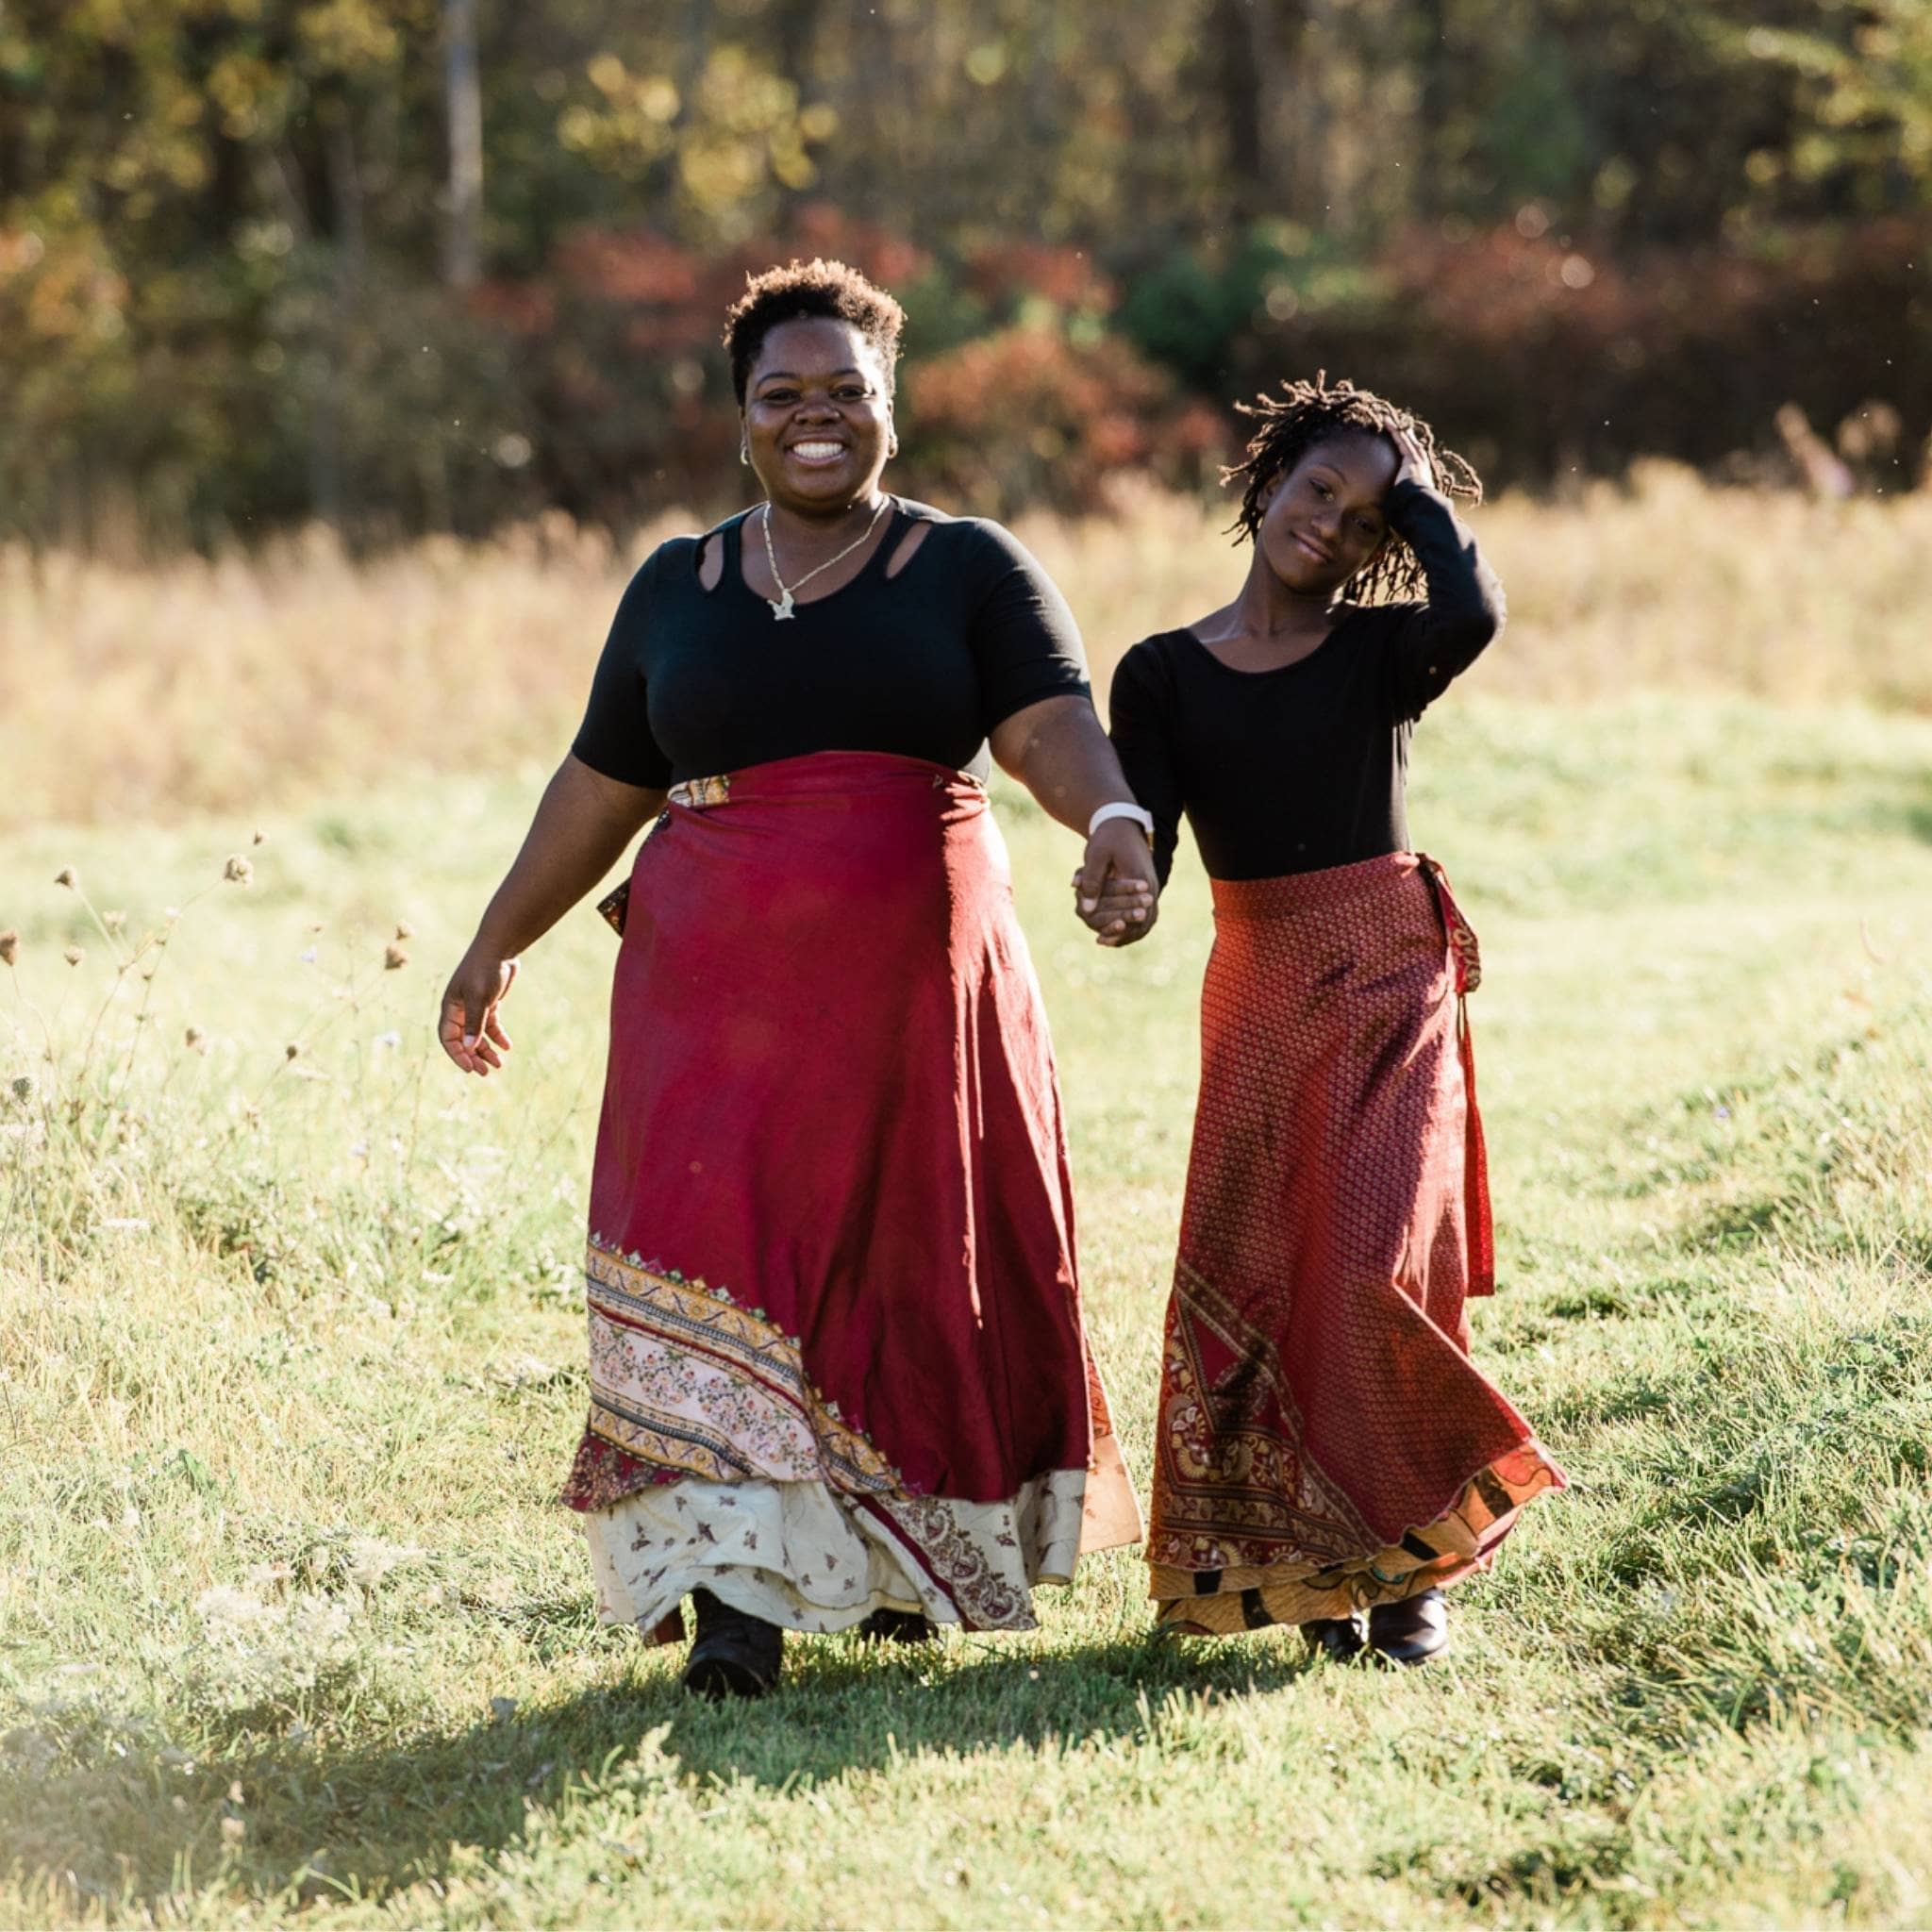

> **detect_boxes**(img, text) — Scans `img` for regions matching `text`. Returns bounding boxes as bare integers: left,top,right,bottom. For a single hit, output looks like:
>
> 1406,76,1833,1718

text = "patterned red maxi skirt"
562,751,1140,1641
1149,852,1564,1633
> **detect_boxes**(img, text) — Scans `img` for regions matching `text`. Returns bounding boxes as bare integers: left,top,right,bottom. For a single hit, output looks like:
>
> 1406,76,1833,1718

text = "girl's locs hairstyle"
1224,372,1484,606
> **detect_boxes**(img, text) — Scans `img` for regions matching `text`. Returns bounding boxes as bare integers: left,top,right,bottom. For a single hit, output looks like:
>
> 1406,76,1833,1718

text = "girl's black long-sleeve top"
1107,480,1504,885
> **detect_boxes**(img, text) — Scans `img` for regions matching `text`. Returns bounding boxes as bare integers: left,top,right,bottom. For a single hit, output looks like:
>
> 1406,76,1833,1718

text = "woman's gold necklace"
758,497,890,620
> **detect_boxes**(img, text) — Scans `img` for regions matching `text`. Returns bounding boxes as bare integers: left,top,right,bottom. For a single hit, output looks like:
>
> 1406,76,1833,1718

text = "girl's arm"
439,757,666,1075
1382,448,1506,722
1107,645,1184,890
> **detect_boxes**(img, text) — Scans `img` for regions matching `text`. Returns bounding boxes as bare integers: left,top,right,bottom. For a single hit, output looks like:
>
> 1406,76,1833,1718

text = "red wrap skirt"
563,751,1140,1640
1149,852,1564,1633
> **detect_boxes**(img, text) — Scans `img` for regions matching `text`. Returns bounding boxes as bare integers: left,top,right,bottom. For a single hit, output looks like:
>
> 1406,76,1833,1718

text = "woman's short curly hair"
723,258,906,405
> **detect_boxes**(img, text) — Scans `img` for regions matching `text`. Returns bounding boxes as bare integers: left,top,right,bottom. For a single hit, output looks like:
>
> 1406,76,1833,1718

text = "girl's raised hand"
439,950,518,1075
1390,425,1436,493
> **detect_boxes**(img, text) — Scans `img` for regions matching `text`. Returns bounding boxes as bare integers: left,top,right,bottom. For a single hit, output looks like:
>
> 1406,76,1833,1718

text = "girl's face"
1256,431,1399,597
742,317,894,514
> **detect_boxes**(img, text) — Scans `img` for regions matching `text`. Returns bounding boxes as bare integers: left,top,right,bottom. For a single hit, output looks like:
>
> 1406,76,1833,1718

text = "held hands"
1072,818,1159,948
439,948,518,1075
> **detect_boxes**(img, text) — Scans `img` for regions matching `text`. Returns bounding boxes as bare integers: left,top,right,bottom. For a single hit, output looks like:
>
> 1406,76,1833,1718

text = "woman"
440,258,1154,1698
1106,375,1564,1664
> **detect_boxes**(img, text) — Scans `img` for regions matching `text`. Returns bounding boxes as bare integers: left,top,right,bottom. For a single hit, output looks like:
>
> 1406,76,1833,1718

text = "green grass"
4,693,1932,1927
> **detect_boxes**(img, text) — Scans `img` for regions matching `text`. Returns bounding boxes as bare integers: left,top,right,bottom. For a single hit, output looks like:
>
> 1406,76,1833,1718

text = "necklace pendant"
770,590,795,621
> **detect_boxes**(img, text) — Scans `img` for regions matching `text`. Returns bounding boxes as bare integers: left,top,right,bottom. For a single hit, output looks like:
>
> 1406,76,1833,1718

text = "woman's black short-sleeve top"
571,498,1090,787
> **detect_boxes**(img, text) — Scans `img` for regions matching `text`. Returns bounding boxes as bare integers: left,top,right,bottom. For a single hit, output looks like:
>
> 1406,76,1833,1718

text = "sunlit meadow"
5,465,1931,833
4,481,1932,1926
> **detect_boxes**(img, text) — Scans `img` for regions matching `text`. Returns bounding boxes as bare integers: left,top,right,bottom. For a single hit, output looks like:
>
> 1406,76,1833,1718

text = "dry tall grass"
5,465,1925,831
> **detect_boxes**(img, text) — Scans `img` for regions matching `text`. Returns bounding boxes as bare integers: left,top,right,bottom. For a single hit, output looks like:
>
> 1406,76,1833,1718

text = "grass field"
5,491,1932,1924
6,465,1932,832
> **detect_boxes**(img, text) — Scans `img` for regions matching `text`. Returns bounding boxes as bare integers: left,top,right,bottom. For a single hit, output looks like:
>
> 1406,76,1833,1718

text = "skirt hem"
1150,1440,1564,1634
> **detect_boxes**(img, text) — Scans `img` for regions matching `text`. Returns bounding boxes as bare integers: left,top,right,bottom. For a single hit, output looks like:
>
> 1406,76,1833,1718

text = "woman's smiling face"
742,317,894,514
1256,430,1399,597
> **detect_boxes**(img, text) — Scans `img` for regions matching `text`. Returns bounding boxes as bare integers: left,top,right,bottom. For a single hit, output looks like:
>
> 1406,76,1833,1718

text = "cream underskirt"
586,1459,1138,1638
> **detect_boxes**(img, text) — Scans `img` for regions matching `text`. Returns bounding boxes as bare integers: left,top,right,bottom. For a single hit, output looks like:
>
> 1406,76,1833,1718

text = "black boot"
855,1605,936,1645
1303,1614,1368,1663
1367,1587,1449,1666
682,1588,784,1699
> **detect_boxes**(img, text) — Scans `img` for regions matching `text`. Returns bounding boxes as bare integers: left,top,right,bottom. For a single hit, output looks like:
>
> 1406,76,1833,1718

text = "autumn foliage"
5,2,1932,548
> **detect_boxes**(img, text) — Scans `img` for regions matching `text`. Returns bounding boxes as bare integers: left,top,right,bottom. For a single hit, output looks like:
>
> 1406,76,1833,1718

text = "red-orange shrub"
902,326,1224,519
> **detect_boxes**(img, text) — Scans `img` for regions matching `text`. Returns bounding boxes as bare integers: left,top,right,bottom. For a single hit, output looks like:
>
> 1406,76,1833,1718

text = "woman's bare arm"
440,755,666,1074
989,694,1159,947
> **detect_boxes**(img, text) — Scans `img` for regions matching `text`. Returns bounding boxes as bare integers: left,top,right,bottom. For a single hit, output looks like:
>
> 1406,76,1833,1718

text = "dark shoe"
1147,1617,1213,1641
1303,1614,1368,1662
1368,1587,1449,1666
855,1605,936,1645
682,1588,783,1699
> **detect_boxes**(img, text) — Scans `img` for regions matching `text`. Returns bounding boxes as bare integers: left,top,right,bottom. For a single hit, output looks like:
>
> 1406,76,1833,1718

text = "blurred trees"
1,0,1926,549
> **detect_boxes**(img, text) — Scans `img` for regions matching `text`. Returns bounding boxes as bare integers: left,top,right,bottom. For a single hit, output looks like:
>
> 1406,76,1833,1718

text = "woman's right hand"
1073,819,1159,948
439,947,518,1075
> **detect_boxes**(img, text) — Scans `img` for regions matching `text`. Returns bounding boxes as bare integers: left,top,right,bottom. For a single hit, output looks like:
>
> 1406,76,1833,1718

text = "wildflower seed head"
284,1042,300,1061
0,930,16,966
9,1074,33,1104
252,829,267,846
104,910,126,932
55,867,76,890
185,1025,207,1053
383,943,408,971
394,922,415,941
223,857,254,886
63,946,84,967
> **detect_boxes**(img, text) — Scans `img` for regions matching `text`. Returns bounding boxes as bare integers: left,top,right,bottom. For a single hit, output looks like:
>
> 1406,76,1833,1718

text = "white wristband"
1088,800,1155,841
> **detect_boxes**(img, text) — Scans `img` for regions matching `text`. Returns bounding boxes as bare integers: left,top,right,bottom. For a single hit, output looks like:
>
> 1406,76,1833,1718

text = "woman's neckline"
1177,605,1365,677
724,494,908,614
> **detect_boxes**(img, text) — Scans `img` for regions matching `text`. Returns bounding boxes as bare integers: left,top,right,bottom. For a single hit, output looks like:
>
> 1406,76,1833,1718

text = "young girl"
1105,375,1566,1664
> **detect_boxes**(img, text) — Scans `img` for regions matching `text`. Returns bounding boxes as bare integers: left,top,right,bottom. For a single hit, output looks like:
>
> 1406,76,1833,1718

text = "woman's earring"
739,435,750,467
888,436,900,458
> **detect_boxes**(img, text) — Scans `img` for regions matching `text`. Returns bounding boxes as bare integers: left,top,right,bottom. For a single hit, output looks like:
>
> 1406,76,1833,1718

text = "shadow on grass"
660,1622,1314,1786
0,1624,1317,1915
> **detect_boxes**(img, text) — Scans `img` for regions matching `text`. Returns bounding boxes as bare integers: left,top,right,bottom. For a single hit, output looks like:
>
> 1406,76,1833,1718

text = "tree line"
2,0,1925,549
